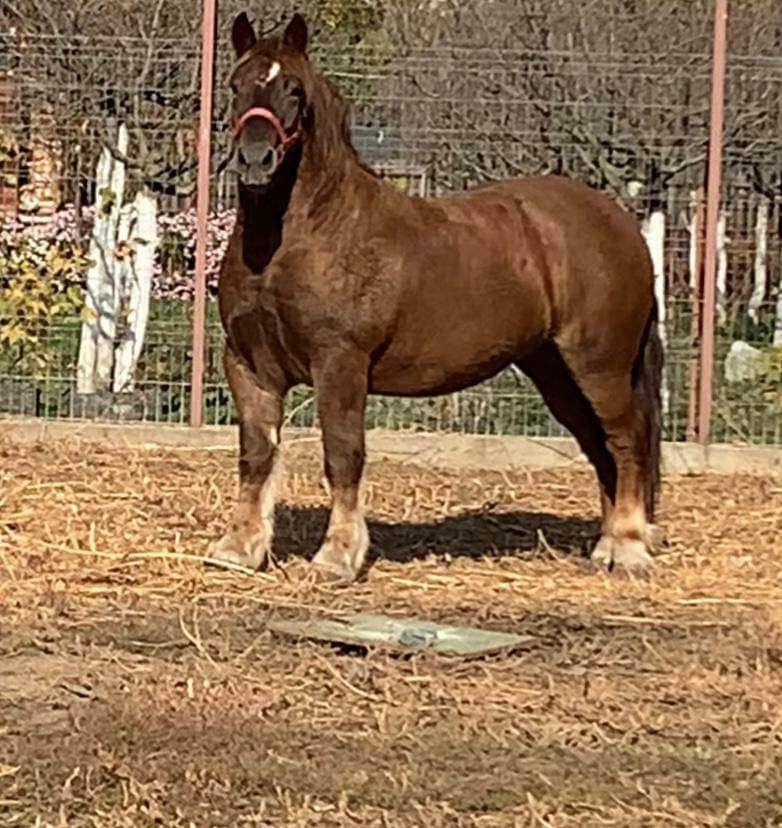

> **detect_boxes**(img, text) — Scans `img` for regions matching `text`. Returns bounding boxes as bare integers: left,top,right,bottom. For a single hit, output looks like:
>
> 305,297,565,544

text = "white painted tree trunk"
774,302,782,348
109,200,135,393
688,190,700,290
113,190,158,393
775,246,782,347
748,197,769,324
716,210,728,327
76,123,128,394
114,200,134,305
641,209,669,413
93,125,128,387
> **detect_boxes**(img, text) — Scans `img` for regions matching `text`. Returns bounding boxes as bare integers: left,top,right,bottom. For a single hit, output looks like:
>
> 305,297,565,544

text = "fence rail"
0,1,780,445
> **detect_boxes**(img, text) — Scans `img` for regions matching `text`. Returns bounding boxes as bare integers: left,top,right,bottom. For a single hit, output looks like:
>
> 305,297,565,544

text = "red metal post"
698,0,728,445
190,0,218,428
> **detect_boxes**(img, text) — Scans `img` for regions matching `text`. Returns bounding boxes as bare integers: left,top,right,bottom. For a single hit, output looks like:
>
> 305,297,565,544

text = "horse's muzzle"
231,106,301,189
235,144,279,187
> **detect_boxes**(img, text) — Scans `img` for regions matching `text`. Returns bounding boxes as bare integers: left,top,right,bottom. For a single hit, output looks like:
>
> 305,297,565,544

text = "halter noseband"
232,107,300,155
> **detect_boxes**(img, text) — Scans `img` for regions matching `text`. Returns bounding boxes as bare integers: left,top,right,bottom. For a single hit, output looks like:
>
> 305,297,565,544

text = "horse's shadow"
273,504,599,565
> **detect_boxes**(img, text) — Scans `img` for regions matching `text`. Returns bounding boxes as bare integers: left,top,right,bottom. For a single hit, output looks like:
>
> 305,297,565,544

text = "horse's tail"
633,298,664,521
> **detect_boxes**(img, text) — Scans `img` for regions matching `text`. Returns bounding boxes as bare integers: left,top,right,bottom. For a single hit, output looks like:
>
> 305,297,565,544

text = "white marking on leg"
314,501,369,580
338,505,369,574
258,451,281,541
600,489,614,536
207,451,281,570
612,503,647,542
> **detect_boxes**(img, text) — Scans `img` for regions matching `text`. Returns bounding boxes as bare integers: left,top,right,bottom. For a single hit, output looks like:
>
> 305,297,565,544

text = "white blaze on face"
265,61,281,83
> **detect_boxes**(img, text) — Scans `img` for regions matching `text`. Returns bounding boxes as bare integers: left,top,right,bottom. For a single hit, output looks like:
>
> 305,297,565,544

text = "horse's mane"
307,71,378,180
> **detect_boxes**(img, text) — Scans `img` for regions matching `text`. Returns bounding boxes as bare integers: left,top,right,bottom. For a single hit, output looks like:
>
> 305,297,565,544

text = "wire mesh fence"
0,1,780,444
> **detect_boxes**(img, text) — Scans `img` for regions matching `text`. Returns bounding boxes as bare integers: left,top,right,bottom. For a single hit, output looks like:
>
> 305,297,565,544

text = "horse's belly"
366,209,553,396
369,354,516,396
369,316,543,396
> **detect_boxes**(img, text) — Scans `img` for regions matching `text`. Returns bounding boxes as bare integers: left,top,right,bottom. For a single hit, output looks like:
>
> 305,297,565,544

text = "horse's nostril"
237,148,248,166
260,148,276,170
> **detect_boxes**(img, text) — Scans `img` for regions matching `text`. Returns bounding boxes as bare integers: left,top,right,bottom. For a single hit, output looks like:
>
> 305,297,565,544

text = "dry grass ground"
1,436,782,826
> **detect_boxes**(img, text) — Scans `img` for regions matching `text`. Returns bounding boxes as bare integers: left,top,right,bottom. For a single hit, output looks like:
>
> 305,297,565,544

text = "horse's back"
416,173,653,324
434,173,653,367
423,173,651,283
490,174,653,329
481,174,649,270
496,174,654,373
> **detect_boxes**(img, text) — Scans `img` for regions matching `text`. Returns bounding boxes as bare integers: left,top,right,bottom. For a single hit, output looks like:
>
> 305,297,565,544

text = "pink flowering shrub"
155,208,236,299
1,205,95,246
1,205,237,301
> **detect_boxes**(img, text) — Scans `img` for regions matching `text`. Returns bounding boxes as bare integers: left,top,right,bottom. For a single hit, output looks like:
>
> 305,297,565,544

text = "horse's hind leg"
311,348,370,582
517,343,617,539
519,342,657,573
566,358,658,573
587,395,655,573
207,345,285,570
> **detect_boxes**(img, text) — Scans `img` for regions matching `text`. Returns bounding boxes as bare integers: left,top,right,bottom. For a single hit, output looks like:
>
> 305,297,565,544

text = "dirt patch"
2,438,782,825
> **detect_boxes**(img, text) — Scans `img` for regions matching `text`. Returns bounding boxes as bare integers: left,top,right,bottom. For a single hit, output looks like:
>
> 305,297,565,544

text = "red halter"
232,107,300,155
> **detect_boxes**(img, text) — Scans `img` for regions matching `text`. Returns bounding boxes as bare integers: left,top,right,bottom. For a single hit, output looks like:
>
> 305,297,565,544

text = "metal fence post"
698,0,728,446
189,0,218,428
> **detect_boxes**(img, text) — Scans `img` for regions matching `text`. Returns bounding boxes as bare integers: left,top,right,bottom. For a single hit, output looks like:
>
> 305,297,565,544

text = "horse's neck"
291,81,377,216
294,156,358,219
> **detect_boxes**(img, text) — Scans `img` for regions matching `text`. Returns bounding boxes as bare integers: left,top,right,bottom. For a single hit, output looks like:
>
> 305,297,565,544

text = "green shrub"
0,232,88,372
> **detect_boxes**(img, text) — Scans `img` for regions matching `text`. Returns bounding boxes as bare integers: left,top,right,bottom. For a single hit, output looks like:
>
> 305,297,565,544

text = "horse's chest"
220,242,396,382
224,279,298,344
219,277,302,371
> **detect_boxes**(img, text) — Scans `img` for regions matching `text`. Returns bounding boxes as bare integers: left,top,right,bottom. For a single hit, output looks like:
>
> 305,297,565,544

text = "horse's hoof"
311,542,362,582
591,536,653,576
311,519,369,583
311,559,358,583
206,532,267,571
644,523,667,552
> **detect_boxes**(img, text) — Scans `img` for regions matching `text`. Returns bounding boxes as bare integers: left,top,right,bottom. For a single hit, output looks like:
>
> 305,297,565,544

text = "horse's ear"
232,12,257,58
282,13,308,53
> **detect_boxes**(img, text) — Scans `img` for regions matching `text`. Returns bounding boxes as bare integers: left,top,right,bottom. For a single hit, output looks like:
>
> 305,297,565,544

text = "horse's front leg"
207,345,285,570
311,349,370,582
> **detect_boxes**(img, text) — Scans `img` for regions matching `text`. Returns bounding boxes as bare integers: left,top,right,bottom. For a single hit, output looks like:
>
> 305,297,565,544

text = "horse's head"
229,12,311,190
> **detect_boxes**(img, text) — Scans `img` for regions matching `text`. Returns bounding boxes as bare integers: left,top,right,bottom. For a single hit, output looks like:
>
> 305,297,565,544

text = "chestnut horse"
207,12,664,580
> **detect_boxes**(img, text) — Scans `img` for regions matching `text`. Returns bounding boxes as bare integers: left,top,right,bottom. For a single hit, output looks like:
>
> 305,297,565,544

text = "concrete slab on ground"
1,417,780,476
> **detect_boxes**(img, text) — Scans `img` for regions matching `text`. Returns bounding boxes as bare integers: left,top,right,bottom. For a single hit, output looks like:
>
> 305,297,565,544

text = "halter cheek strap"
232,107,300,154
